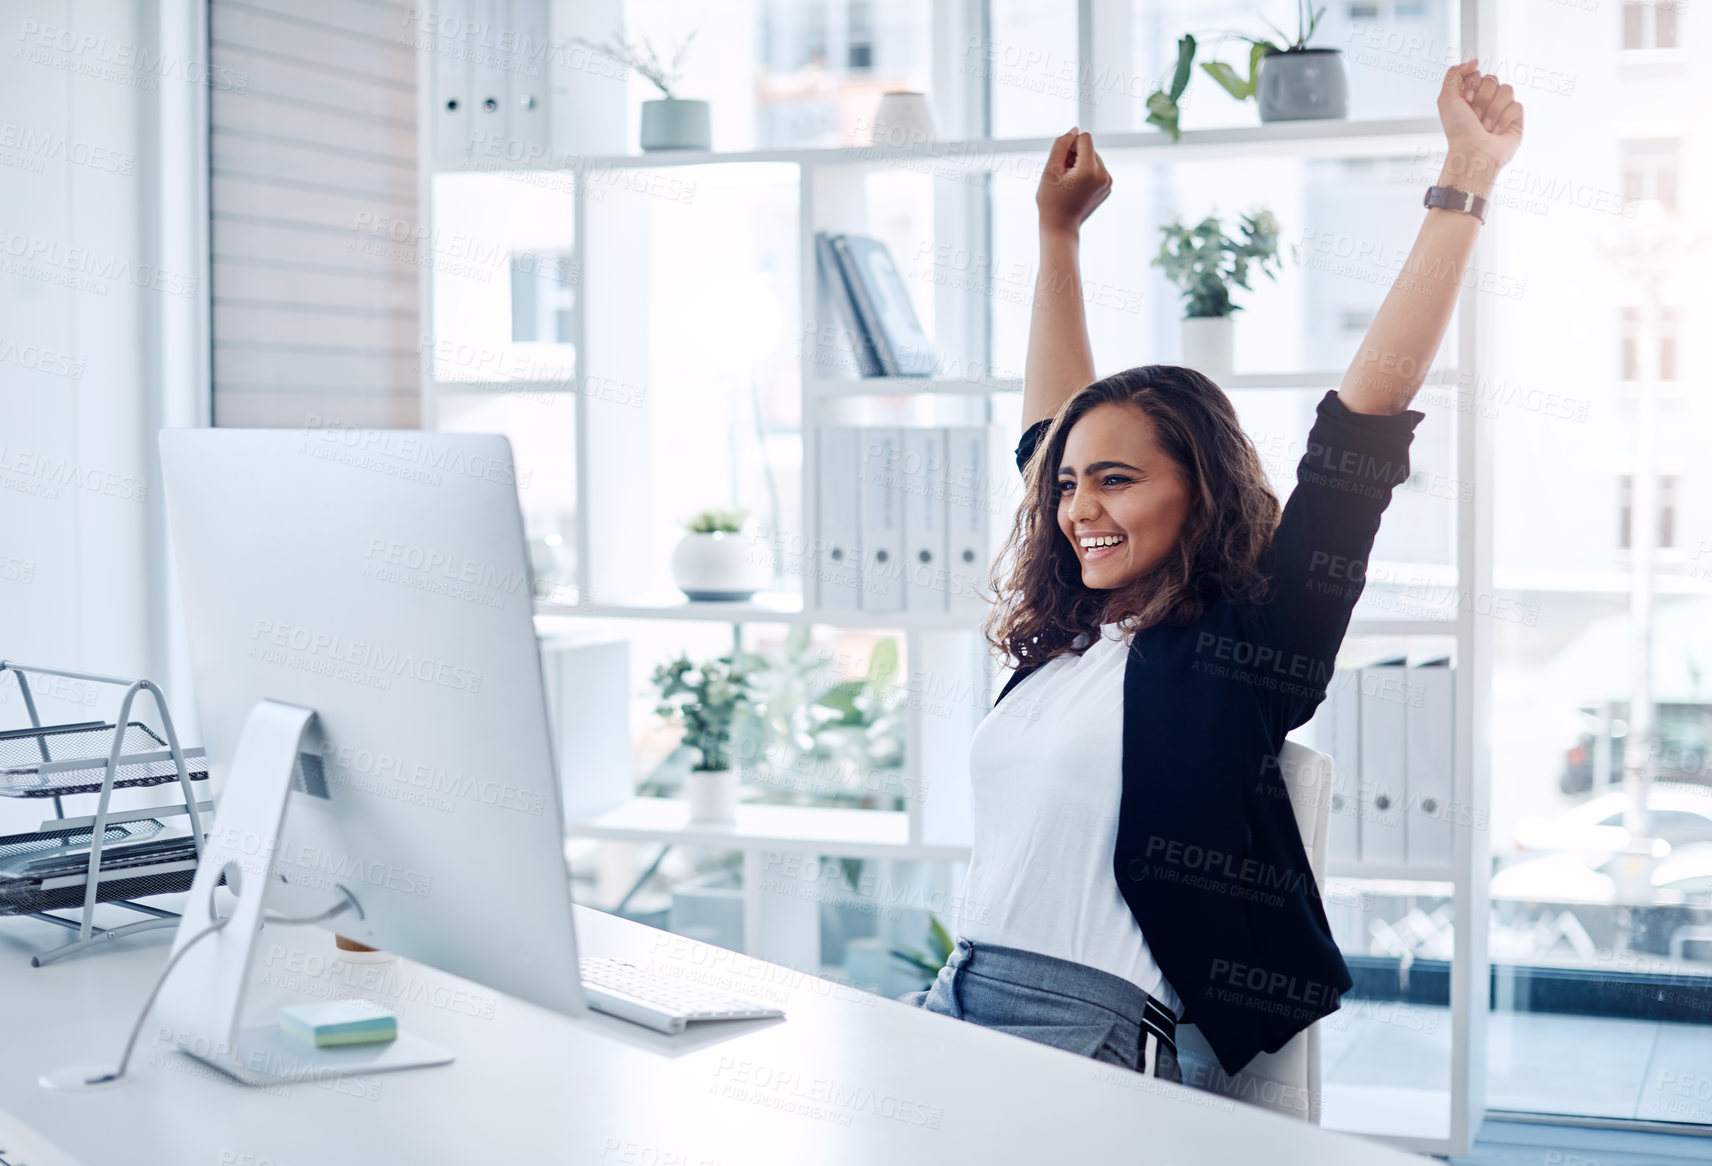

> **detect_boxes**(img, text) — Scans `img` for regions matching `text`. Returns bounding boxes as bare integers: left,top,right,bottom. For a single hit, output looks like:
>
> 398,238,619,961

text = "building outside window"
1622,0,1681,50
1622,138,1681,211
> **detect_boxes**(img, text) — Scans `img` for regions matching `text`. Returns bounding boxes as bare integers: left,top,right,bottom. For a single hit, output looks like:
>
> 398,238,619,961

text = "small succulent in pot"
670,505,769,601
684,505,747,534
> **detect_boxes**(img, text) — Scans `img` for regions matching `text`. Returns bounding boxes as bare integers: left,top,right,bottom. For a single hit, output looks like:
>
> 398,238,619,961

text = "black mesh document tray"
0,820,198,915
0,721,210,798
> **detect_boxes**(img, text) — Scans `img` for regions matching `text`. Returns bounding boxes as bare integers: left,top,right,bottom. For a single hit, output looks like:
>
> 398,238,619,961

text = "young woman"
901,60,1523,1085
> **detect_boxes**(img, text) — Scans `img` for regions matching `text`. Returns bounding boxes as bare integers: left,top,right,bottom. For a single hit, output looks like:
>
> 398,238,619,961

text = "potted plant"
1144,34,1197,142
1251,3,1346,123
799,635,906,805
745,627,907,809
670,505,768,601
574,30,709,151
650,648,767,823
890,913,954,991
1143,4,1346,136
1151,210,1282,376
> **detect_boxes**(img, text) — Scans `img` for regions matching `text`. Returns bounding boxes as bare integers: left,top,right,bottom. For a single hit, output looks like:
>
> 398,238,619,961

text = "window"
1621,139,1682,211
988,0,1078,137
803,3,829,68
1658,0,1680,47
642,1,931,150
1619,474,1631,548
1660,473,1680,548
1622,1,1681,50
847,1,874,69
1619,305,1676,380
1618,473,1682,549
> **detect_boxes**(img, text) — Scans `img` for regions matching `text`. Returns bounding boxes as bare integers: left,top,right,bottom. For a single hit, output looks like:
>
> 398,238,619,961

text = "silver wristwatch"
1423,184,1487,224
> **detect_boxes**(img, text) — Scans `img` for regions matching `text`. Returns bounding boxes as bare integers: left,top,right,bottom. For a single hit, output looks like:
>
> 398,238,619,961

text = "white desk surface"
0,904,1425,1166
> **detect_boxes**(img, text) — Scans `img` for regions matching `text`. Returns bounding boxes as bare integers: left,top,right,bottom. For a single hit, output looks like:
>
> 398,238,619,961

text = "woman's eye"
1058,476,1130,493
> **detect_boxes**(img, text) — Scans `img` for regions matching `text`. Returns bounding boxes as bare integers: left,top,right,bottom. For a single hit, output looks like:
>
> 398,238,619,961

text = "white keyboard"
579,957,785,1036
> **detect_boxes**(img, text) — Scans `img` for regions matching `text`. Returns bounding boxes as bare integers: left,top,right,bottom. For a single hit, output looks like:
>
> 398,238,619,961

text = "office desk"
1,905,1424,1165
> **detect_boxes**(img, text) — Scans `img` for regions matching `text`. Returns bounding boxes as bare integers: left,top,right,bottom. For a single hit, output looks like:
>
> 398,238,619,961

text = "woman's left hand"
1437,59,1524,174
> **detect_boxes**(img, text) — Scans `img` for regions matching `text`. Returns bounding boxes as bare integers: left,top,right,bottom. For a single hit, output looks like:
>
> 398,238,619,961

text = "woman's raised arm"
1338,59,1523,417
1023,129,1112,430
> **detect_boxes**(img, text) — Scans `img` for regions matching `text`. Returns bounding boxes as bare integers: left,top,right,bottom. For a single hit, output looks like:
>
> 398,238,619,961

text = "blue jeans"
897,937,1182,1082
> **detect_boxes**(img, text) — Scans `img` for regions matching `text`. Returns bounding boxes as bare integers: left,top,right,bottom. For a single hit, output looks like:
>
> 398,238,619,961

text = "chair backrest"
1171,737,1333,1123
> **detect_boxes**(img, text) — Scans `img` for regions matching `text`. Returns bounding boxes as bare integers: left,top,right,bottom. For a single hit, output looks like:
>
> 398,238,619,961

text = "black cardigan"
994,389,1424,1075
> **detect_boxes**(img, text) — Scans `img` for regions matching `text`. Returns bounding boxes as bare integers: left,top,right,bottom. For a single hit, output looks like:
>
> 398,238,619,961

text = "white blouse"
958,621,1183,1017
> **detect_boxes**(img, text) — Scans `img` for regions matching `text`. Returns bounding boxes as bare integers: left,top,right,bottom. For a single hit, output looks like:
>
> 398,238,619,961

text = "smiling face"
1056,402,1195,591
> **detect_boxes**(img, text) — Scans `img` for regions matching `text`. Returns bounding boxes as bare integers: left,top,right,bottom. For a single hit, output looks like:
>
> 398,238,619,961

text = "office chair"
1172,737,1333,1123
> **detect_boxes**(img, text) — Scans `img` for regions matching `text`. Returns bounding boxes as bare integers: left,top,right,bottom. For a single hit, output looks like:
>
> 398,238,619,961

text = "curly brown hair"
982,365,1282,670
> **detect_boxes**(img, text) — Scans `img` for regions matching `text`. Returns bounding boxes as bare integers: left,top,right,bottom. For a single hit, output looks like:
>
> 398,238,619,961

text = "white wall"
0,0,208,826
0,0,205,689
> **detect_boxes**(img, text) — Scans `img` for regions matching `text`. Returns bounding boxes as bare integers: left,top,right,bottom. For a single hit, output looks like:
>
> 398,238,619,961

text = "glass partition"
1483,0,1712,1127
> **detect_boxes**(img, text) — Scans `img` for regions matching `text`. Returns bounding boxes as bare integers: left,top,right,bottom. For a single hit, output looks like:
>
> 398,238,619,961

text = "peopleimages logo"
299,416,534,490
0,229,198,298
321,740,549,817
249,619,484,694
0,122,134,174
15,20,249,92
0,445,148,502
277,841,434,898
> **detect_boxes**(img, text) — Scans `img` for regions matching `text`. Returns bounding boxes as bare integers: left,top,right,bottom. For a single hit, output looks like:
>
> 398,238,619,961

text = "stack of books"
815,232,937,377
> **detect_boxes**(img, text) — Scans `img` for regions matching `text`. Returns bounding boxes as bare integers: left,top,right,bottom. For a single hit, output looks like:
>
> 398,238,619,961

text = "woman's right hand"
1036,128,1111,236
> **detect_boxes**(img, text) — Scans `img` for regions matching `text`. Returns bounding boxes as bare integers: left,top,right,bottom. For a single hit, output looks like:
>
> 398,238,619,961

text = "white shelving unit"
416,1,1493,1155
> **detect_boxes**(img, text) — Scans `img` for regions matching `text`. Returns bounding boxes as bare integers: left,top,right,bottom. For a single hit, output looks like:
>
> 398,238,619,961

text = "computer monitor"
151,424,587,1079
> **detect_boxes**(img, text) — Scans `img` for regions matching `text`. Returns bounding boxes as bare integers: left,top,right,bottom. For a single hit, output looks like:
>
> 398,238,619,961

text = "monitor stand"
73,699,453,1088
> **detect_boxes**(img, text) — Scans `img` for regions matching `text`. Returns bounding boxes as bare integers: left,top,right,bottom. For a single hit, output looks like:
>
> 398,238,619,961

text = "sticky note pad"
279,1000,398,1048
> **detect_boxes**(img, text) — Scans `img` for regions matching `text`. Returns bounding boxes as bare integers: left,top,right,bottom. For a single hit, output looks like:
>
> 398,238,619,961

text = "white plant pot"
870,91,936,147
640,98,711,151
1180,315,1234,377
671,530,768,601
685,767,738,824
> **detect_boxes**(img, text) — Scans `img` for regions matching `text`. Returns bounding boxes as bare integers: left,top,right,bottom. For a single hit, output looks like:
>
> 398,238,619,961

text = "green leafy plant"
1144,34,1196,142
649,649,767,771
1151,209,1283,319
1261,1,1328,52
676,628,906,810
801,635,905,785
1200,39,1272,102
683,505,749,534
890,914,954,982
1146,4,1328,134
